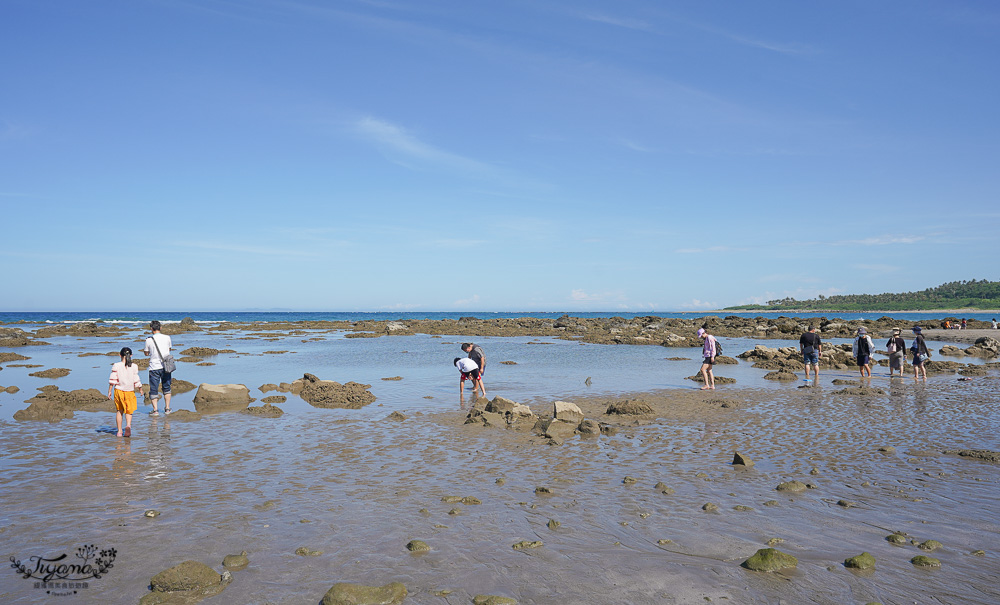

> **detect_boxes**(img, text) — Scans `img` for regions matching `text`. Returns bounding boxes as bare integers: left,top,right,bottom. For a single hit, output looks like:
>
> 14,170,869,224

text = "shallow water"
1,329,999,604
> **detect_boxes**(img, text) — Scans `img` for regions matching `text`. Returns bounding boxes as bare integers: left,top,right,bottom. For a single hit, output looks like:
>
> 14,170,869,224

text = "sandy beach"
1,317,999,604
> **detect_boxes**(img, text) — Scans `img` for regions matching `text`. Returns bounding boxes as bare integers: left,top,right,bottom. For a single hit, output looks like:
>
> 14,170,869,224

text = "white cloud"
355,116,492,174
835,235,926,246
454,294,481,306
679,299,717,309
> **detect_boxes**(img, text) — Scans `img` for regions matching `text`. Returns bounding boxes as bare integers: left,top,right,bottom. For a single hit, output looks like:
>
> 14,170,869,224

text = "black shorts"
702,357,714,366
461,370,481,382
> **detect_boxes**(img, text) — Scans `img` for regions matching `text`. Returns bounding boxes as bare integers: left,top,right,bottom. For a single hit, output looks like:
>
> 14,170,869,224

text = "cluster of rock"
938,336,1000,359
256,374,375,409
465,397,628,444
13,385,110,422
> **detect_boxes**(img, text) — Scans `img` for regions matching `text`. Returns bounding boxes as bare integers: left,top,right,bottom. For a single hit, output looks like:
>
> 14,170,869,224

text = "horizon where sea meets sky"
1,1,998,312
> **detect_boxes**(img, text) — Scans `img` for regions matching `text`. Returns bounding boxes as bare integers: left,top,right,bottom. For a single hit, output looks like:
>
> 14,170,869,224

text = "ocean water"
1,309,998,326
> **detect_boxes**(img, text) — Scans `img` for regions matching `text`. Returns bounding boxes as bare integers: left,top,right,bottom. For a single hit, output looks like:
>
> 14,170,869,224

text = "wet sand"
1,323,999,604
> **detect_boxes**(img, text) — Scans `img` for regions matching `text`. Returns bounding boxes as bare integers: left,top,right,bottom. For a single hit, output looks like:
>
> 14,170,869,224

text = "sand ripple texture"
1,330,999,603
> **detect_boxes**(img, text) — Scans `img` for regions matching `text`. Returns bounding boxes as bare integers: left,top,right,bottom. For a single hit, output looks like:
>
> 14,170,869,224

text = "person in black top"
799,326,822,381
886,328,906,378
911,326,929,380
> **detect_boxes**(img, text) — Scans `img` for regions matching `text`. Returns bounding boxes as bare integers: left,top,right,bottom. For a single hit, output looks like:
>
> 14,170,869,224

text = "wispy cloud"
570,289,625,303
853,263,901,274
582,13,652,32
834,235,926,246
355,116,493,174
454,294,481,306
172,241,315,257
679,298,717,309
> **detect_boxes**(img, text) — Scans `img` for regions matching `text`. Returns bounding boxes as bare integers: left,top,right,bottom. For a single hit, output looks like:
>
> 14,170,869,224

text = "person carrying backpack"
852,327,875,378
885,328,906,378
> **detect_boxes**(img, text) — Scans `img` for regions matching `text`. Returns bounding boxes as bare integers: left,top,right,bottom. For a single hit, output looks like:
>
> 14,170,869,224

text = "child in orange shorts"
107,347,143,437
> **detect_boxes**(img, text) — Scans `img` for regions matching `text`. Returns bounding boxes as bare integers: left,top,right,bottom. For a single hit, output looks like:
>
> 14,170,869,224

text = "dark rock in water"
910,555,941,567
406,540,430,552
261,395,286,404
741,548,798,571
295,373,376,409
144,510,160,518
833,385,887,397
578,419,600,434
222,551,249,570
844,552,875,569
380,376,403,381
886,533,907,544
243,403,284,418
28,367,71,379
622,476,638,485
387,411,407,421
512,540,543,550
654,482,675,495
702,502,719,512
14,386,110,422
763,371,798,381
732,451,754,467
831,379,859,385
141,560,232,605
687,374,737,384
295,547,322,556
547,519,561,530
321,582,407,605
776,480,807,493
606,398,653,415
180,347,234,357
473,596,518,605
713,355,739,365
944,449,1000,463
918,539,943,551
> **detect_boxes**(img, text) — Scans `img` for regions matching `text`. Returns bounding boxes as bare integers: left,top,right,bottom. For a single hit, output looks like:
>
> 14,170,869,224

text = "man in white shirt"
143,320,173,415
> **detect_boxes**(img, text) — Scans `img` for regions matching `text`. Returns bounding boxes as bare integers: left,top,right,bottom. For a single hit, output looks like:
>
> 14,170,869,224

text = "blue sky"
2,1,998,311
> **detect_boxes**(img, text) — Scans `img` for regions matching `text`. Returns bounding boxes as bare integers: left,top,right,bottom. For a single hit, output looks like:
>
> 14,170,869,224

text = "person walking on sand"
454,356,486,398
107,347,143,437
911,326,930,380
886,328,906,379
852,327,874,378
799,325,822,381
697,328,717,390
143,320,173,415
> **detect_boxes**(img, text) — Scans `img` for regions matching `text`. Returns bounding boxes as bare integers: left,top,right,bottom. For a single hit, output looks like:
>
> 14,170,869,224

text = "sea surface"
2,310,998,326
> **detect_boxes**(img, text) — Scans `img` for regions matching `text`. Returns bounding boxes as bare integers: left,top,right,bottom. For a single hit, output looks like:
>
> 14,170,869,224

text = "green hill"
725,279,1000,311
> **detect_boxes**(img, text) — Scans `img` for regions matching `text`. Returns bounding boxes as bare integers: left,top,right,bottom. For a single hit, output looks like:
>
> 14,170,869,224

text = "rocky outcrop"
294,373,376,409
140,560,232,605
192,384,251,413
321,582,407,605
14,386,111,422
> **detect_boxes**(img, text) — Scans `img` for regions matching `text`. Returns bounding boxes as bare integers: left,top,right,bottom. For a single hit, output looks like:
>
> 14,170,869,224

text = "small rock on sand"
473,597,518,605
910,555,941,567
741,548,798,572
553,400,584,423
322,582,407,605
141,560,232,605
512,540,542,550
243,403,284,417
776,480,807,492
606,398,653,415
732,451,754,466
222,551,249,570
294,547,322,556
406,540,430,552
844,552,875,570
193,384,251,413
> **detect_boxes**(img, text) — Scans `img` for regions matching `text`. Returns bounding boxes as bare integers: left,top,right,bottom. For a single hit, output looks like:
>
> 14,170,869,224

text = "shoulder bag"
151,335,177,374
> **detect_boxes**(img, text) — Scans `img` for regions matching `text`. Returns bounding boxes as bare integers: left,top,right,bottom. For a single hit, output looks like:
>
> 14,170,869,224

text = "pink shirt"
109,361,143,391
702,335,717,358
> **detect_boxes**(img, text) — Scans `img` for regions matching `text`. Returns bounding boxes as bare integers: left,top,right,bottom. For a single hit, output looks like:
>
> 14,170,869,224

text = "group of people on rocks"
692,323,940,391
